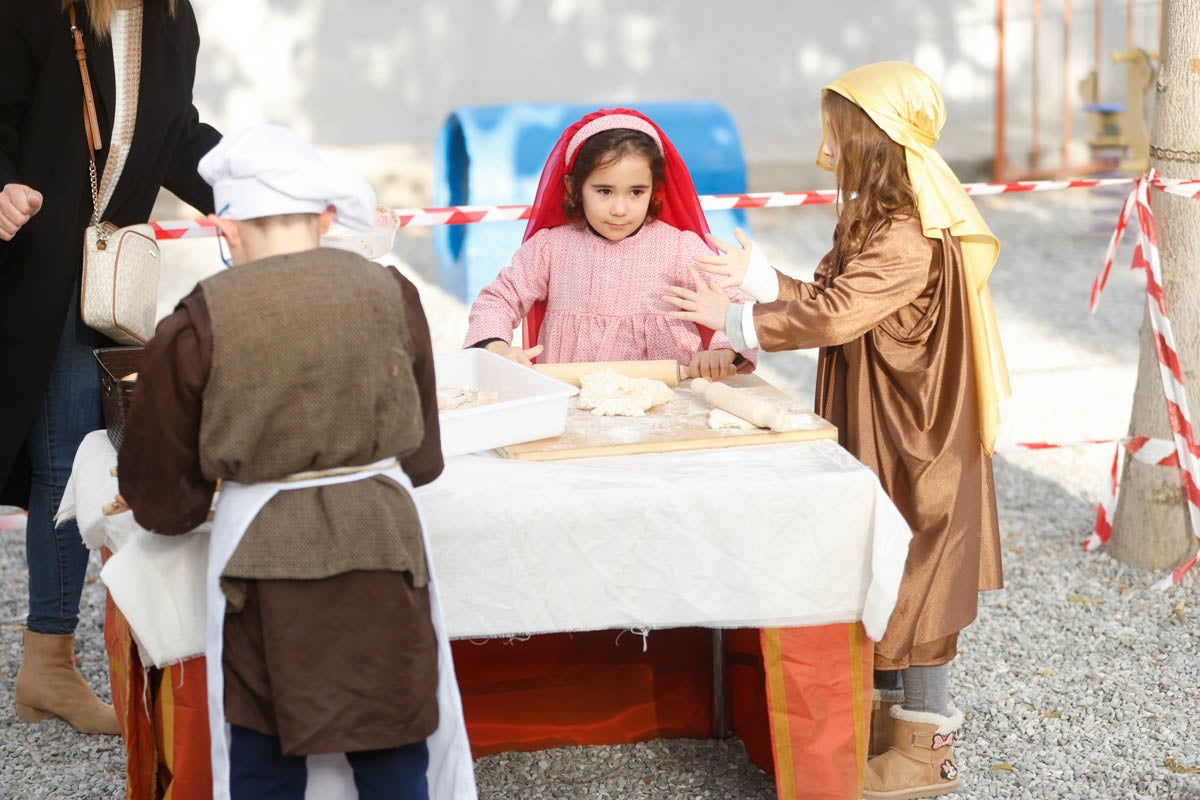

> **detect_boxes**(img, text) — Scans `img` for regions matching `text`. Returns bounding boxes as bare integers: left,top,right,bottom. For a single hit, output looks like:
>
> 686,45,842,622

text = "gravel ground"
2,187,1198,799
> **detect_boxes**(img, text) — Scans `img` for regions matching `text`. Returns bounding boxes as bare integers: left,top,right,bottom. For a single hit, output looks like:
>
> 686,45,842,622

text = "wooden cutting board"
495,374,836,461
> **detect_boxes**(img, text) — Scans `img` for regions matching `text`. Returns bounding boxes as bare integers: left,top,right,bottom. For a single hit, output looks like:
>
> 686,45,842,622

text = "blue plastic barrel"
432,101,749,303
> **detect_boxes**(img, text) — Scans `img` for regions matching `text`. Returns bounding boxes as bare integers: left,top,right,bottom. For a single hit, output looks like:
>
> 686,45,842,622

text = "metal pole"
711,629,726,739
995,0,1007,180
1063,0,1072,168
1094,0,1103,98
1032,0,1042,170
1126,0,1134,51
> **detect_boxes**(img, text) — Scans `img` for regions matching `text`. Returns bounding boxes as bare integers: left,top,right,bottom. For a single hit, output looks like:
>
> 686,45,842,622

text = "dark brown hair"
562,128,665,226
822,91,917,263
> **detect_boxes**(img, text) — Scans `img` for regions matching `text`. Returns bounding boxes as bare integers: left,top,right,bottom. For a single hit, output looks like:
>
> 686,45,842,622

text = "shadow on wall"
191,0,1001,173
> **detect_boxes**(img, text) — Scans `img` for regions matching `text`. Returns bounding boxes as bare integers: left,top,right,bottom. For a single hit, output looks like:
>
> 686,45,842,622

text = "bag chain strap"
88,160,102,231
69,4,110,246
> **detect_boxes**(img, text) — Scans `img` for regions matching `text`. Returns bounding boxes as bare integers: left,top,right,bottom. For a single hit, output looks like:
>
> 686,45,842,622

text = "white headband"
565,114,664,166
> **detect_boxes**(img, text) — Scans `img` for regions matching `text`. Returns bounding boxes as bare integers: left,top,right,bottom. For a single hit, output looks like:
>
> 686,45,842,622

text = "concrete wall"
187,0,1160,200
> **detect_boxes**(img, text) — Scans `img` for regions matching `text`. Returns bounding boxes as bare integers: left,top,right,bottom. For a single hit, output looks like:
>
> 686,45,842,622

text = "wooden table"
64,396,909,799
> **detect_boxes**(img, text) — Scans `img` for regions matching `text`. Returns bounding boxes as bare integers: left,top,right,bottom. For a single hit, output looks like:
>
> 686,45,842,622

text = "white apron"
205,458,477,800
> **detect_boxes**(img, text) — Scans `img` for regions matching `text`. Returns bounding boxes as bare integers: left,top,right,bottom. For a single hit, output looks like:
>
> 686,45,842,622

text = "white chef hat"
198,124,376,231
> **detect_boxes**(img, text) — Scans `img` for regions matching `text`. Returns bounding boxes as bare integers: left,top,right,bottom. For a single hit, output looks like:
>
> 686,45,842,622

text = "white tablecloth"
61,430,911,666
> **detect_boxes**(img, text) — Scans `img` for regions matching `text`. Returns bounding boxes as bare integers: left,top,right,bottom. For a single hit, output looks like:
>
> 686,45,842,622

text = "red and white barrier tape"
995,439,1117,453
150,217,217,240
1090,435,1188,549
0,510,27,531
147,176,1178,241
394,205,533,228
1085,170,1200,588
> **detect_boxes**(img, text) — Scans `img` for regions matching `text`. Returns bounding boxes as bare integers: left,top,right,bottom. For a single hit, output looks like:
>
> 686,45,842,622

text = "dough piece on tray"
437,386,499,412
707,408,757,430
772,411,826,432
576,368,674,417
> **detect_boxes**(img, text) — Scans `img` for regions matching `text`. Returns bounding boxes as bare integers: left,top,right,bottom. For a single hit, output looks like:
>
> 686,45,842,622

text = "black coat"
0,0,221,504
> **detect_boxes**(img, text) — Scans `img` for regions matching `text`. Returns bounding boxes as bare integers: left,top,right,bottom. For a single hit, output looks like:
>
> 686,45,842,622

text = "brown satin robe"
753,213,1002,668
118,261,443,755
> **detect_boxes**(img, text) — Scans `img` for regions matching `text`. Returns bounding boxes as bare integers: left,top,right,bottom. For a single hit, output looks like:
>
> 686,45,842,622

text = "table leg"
711,629,727,739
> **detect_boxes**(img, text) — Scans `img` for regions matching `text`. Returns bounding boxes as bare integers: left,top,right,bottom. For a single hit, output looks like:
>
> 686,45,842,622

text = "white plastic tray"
434,349,579,457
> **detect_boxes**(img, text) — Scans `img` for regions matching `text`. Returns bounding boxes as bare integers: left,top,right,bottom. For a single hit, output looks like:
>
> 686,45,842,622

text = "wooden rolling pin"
692,377,792,431
533,359,687,387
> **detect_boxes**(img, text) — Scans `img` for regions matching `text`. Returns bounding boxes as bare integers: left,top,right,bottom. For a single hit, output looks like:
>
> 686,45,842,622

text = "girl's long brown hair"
822,91,917,263
64,0,178,39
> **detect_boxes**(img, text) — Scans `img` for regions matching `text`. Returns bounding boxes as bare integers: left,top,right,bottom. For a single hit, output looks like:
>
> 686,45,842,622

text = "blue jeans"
229,725,430,800
25,293,108,634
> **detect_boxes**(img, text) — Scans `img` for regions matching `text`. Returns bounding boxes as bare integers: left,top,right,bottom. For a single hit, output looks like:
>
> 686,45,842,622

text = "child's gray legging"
875,664,951,716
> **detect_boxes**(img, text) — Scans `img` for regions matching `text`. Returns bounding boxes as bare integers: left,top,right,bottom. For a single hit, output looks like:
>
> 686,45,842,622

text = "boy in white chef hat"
118,125,476,800
203,124,377,264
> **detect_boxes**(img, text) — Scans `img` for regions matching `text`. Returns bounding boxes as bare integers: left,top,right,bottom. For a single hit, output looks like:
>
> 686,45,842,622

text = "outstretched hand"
0,184,44,242
663,265,731,332
692,227,755,288
485,340,544,367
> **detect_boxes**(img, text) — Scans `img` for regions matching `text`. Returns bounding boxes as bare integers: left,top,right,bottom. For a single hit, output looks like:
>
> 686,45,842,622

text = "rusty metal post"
1126,0,1134,51
995,0,1007,180
1063,0,1073,167
1032,0,1042,170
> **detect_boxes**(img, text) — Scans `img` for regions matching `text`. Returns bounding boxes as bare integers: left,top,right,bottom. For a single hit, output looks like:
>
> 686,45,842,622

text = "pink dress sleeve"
462,233,550,348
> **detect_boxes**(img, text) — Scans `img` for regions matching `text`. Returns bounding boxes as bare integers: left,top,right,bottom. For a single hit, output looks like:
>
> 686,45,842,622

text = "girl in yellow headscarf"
665,61,1008,799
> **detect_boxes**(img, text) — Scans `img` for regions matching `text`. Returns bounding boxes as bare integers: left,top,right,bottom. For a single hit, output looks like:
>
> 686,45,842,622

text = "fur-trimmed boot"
14,630,120,735
869,688,906,757
862,705,963,800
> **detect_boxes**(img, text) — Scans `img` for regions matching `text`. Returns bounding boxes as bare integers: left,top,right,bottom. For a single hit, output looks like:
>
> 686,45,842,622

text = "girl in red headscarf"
462,108,756,379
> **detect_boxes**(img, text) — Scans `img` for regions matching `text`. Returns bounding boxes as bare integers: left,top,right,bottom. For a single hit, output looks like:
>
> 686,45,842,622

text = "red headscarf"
520,108,715,352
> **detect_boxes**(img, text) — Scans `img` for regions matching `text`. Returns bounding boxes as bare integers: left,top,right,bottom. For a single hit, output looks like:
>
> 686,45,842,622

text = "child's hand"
693,228,755,288
484,340,544,367
664,266,731,332
687,349,737,381
103,494,130,516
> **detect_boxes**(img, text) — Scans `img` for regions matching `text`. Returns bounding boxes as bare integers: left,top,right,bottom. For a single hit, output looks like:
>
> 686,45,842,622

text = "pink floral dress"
463,221,757,366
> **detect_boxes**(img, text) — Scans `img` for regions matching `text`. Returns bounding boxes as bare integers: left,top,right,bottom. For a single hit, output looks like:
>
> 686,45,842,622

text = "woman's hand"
485,340,544,367
664,266,731,332
688,348,737,381
0,184,44,241
693,227,755,288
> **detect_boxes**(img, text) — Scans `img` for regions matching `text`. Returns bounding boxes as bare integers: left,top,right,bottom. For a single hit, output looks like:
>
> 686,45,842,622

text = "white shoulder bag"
71,4,159,346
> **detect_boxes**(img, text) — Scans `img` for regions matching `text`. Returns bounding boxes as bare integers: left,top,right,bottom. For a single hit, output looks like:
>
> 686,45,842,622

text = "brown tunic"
119,248,443,754
752,214,1002,669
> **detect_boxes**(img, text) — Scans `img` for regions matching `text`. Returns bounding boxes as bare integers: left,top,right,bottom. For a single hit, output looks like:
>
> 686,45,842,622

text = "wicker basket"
94,347,143,451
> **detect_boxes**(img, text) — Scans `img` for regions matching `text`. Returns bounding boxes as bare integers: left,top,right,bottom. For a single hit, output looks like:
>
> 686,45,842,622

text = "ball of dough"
577,369,675,417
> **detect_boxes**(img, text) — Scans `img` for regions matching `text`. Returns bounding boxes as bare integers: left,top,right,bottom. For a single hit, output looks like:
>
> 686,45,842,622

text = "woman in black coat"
0,0,221,734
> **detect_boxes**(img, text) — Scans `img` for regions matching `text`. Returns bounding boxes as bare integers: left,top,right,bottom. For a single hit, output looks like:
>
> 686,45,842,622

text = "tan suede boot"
869,688,906,757
14,630,120,735
862,705,963,800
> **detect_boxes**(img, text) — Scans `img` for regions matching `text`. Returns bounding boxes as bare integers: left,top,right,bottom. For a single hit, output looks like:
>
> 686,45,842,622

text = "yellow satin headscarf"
819,61,1010,454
